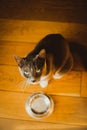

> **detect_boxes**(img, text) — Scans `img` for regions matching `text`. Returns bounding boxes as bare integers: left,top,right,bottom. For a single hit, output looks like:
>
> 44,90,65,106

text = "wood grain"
0,0,87,23
0,19,87,45
0,118,87,130
81,72,87,97
0,91,87,125
0,41,35,65
0,65,81,96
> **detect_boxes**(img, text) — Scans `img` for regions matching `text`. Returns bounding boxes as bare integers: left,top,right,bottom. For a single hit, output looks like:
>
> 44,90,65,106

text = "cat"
14,34,73,88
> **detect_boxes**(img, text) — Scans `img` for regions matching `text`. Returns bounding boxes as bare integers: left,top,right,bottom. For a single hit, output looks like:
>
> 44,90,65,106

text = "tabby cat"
14,34,73,88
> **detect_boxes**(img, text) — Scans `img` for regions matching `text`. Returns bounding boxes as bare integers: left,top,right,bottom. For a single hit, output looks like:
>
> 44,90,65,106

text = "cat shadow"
69,41,87,71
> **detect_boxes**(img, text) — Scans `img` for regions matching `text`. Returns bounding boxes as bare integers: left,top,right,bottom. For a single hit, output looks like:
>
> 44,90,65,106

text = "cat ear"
14,55,25,67
38,49,46,59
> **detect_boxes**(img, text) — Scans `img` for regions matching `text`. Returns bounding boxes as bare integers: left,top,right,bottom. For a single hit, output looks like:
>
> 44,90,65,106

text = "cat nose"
32,79,36,82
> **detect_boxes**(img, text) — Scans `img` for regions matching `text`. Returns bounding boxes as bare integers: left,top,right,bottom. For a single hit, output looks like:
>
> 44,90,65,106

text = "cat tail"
69,42,87,70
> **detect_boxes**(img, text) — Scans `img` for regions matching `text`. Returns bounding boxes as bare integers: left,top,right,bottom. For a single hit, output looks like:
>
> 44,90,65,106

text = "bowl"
25,92,54,119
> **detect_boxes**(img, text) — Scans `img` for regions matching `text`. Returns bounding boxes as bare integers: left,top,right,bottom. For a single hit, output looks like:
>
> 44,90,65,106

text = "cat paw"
53,73,63,79
39,80,48,88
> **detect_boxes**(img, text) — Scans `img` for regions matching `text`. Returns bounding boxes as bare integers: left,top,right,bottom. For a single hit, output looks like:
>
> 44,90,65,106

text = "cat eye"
24,71,30,78
24,71,29,75
36,69,40,73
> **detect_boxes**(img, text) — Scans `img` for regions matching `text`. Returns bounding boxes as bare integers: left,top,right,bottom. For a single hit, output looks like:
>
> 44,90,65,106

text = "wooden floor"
0,0,87,130
0,19,87,130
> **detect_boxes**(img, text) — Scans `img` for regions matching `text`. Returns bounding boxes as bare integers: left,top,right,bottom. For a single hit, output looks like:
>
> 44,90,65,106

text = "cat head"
14,49,46,84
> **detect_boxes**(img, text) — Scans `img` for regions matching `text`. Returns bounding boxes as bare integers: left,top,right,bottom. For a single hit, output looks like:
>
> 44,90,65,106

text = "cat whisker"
16,79,30,91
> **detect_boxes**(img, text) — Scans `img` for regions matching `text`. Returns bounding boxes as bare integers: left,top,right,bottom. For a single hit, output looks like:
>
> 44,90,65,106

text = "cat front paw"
53,73,63,79
39,80,48,88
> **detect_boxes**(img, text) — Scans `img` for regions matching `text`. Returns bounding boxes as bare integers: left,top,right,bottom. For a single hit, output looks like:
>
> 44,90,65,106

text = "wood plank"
0,91,87,125
81,72,87,97
0,19,87,45
0,41,35,66
0,65,81,96
0,0,87,23
0,41,86,71
0,118,86,130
